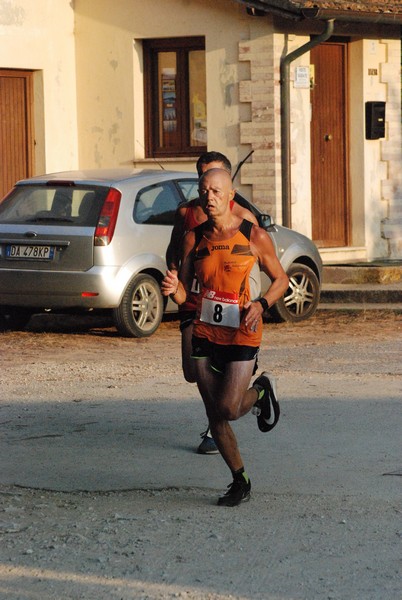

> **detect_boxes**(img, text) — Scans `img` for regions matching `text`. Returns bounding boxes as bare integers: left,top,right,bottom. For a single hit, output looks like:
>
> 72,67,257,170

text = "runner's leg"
181,321,196,383
194,358,258,473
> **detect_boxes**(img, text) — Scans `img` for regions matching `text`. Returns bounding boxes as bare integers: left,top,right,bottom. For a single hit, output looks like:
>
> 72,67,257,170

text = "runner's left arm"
244,226,289,324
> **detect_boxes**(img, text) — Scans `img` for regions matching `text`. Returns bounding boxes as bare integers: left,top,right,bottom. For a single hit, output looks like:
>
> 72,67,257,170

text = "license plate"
6,244,55,260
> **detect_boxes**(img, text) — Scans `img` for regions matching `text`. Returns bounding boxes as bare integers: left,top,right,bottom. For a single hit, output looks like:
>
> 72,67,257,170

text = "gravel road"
0,311,401,600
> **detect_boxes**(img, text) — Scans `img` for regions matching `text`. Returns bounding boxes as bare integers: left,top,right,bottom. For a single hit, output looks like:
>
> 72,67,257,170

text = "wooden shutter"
0,70,34,198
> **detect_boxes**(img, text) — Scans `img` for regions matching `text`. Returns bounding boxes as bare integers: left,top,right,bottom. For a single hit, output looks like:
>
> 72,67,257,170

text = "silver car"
0,169,322,337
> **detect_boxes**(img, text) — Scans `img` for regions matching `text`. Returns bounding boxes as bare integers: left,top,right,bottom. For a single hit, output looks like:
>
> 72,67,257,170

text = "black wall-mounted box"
365,101,386,140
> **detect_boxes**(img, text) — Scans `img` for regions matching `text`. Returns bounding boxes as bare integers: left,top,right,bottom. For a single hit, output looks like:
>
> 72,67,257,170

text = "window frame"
143,37,207,159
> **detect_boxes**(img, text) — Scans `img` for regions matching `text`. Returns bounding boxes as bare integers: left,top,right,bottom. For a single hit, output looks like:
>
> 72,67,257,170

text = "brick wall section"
238,36,282,219
379,39,402,257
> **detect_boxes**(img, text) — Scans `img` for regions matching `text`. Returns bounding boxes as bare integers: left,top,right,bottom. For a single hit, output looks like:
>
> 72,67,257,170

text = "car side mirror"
258,213,272,228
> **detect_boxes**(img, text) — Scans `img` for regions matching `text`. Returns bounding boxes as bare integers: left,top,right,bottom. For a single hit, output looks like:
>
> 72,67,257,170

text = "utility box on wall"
365,101,386,140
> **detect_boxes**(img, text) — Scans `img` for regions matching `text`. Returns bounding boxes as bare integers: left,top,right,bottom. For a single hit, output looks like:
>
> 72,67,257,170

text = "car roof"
16,168,198,187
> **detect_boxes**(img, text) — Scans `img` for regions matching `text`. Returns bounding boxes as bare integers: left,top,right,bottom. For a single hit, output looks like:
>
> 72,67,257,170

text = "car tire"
269,263,320,323
113,274,164,338
0,308,33,332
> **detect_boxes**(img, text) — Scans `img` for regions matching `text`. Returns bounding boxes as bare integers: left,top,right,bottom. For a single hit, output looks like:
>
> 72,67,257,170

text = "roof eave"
235,1,303,20
302,7,402,24
236,1,402,24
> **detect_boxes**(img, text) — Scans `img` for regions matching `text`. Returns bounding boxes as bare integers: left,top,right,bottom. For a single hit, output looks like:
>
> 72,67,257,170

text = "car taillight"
94,188,121,246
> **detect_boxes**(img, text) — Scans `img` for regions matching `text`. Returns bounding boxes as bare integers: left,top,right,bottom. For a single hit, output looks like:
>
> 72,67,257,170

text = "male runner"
166,152,258,454
162,169,289,506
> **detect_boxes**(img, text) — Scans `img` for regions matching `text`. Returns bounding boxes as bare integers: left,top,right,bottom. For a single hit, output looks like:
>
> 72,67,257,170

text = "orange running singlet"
180,199,238,314
193,219,262,347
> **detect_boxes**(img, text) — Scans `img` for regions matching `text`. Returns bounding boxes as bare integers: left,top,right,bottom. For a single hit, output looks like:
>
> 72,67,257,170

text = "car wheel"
113,274,164,338
0,308,33,332
269,263,320,323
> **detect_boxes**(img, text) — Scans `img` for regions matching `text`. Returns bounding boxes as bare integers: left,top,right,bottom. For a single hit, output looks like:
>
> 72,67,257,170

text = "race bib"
200,289,240,328
191,275,200,295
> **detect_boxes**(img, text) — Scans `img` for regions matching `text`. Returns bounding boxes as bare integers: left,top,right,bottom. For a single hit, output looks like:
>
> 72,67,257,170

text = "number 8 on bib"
200,289,240,329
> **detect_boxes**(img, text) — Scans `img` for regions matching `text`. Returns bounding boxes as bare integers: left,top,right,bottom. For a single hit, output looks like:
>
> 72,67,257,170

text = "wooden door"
0,70,34,198
310,43,349,247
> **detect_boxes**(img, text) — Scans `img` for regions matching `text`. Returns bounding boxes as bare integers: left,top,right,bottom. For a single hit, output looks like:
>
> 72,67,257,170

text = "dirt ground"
0,310,401,600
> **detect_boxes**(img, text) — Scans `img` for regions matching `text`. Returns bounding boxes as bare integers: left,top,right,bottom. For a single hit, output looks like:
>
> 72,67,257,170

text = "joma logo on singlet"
212,244,230,251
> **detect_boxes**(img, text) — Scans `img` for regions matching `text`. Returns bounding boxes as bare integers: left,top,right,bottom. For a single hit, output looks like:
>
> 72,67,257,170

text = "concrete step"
319,274,402,314
317,302,402,313
319,261,402,313
320,282,402,303
322,260,402,285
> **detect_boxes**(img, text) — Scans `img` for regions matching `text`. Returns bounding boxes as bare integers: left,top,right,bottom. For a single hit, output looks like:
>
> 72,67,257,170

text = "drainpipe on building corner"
280,19,334,228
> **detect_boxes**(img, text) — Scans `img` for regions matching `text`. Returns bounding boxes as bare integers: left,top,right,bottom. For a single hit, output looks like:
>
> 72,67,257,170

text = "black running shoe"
217,477,251,507
197,428,219,455
252,371,280,432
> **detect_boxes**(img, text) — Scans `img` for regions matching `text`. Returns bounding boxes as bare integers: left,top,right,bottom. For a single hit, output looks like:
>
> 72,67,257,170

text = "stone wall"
380,39,402,257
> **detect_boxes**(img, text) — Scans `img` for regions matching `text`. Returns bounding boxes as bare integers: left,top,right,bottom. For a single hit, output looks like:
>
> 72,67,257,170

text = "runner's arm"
161,230,196,305
165,205,187,272
244,225,289,322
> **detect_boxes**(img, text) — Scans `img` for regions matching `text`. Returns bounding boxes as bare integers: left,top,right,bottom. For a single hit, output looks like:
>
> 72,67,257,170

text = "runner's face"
198,171,234,217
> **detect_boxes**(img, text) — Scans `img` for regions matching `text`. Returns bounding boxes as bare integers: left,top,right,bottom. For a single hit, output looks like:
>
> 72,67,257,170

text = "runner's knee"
219,401,241,422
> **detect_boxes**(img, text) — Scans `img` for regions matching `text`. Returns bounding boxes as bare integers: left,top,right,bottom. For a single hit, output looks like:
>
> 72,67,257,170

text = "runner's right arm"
165,205,187,272
161,229,196,305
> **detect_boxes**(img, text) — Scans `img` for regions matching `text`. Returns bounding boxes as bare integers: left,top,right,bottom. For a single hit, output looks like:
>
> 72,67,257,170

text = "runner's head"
198,168,235,217
196,152,232,178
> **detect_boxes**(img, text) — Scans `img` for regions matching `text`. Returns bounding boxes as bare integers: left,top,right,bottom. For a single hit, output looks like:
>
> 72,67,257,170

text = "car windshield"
0,184,109,226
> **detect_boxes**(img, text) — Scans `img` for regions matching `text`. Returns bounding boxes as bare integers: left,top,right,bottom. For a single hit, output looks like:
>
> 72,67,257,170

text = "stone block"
239,80,252,102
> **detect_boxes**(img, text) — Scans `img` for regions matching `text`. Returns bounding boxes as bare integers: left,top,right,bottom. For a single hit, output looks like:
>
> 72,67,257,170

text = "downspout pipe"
280,19,334,228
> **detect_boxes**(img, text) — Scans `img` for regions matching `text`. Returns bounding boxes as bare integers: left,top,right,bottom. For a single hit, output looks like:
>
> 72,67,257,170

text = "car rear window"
0,184,109,226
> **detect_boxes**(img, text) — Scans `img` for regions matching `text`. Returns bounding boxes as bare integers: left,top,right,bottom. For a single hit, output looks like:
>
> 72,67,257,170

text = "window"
143,37,207,158
134,182,179,225
176,180,199,201
133,179,199,225
0,185,107,226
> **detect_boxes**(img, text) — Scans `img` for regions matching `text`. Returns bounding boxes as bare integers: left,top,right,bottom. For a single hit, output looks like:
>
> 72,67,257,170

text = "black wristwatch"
256,297,269,312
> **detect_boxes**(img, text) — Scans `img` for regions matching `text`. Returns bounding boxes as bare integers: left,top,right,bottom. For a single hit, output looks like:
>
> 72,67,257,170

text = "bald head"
198,168,235,218
198,167,233,189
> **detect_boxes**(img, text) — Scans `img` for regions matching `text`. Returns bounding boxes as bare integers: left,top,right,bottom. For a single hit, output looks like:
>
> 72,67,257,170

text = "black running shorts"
191,335,259,375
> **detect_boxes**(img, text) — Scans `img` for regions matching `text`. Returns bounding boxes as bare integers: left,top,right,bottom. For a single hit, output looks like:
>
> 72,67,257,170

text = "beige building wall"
361,39,389,260
74,0,254,197
349,37,402,260
378,39,402,258
0,0,78,174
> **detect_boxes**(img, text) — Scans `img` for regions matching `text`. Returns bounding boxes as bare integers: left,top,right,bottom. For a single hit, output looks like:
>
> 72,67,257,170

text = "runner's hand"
243,300,264,332
161,269,179,297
